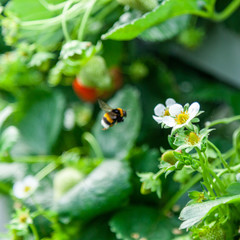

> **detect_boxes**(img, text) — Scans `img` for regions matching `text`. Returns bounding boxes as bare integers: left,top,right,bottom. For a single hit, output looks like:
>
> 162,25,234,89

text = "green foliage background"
0,0,240,239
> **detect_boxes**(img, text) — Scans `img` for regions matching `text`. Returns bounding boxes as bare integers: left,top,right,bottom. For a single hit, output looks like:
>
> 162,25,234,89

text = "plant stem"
82,132,103,159
206,115,240,129
207,140,232,172
38,0,67,11
212,0,240,21
203,156,222,197
223,148,235,161
217,163,240,177
78,0,96,41
153,168,165,180
21,1,89,29
163,173,202,214
29,223,39,240
93,0,118,21
61,0,73,41
233,127,240,160
208,167,225,194
35,162,58,181
196,148,216,197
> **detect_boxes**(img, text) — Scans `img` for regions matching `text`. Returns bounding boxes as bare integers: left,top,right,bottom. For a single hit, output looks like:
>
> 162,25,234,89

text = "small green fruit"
199,225,225,240
140,182,152,195
53,167,84,201
178,28,205,49
78,56,112,90
129,62,148,81
161,150,178,165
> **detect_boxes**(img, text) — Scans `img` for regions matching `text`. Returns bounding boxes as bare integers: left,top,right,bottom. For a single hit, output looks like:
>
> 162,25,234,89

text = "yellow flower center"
24,186,31,193
19,213,28,223
197,192,206,203
188,132,200,145
175,112,189,125
164,108,170,116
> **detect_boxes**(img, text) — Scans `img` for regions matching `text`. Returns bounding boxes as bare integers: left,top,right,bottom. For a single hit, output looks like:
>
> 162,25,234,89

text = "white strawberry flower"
162,102,200,131
13,176,39,199
153,98,176,124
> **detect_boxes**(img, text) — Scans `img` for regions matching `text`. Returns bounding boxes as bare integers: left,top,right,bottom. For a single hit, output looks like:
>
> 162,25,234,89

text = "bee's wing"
98,99,113,112
108,111,118,120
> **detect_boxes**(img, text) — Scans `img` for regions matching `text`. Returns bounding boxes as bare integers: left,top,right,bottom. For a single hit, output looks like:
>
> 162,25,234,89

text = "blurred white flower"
163,102,200,131
153,98,176,124
64,108,75,130
13,176,39,199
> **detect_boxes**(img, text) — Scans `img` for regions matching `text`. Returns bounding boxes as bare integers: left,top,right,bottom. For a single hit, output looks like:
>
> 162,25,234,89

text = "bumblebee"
98,99,127,130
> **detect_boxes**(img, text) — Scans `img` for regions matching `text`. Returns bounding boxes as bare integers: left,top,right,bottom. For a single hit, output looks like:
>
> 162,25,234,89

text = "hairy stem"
29,223,39,240
212,0,240,21
78,0,96,41
206,115,240,129
163,173,202,214
61,0,73,41
82,132,103,159
196,148,216,197
35,162,58,181
207,140,232,172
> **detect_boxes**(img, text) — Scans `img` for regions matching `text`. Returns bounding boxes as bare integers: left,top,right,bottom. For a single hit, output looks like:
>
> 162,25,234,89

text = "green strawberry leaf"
110,206,174,240
179,194,240,229
80,217,117,240
226,182,240,196
15,89,65,155
93,86,142,159
56,160,132,220
102,0,209,40
139,15,190,42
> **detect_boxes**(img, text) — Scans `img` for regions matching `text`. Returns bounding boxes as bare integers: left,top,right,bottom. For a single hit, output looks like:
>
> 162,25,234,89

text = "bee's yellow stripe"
104,113,114,124
117,108,123,117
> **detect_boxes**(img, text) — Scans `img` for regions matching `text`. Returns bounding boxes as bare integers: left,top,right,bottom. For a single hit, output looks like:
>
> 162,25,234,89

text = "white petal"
165,98,176,107
153,115,163,124
188,102,200,119
64,108,75,130
101,119,109,129
23,176,39,189
174,123,185,130
13,182,25,199
154,104,165,116
169,104,183,117
162,116,176,127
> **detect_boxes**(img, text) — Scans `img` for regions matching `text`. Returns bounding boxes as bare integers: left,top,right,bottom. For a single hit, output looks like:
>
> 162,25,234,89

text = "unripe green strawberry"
78,56,112,90
117,0,157,12
129,62,148,81
161,150,178,165
199,225,225,240
178,28,205,49
53,167,84,201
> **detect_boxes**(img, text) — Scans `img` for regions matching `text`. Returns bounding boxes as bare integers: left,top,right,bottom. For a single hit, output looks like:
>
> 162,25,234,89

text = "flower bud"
175,161,184,170
161,150,178,165
192,161,200,170
140,183,152,195
184,160,191,165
